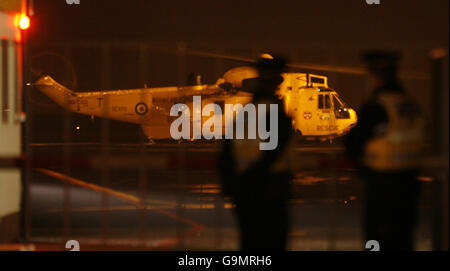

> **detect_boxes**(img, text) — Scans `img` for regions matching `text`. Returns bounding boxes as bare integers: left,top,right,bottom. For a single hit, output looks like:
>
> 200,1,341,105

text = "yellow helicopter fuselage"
34,68,356,140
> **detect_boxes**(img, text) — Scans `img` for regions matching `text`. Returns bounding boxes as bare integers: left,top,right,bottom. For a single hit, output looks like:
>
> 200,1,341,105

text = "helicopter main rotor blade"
183,49,430,80
184,49,256,64
183,49,366,74
145,45,430,80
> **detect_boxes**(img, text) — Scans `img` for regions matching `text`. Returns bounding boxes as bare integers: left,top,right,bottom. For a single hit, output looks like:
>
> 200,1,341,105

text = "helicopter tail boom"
34,75,78,110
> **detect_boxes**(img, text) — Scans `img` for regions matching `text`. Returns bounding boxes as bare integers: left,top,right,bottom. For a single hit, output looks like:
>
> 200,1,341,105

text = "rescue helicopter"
32,54,358,141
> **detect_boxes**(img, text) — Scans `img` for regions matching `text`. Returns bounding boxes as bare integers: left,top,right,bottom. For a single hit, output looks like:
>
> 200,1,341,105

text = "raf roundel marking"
135,103,148,115
303,111,312,120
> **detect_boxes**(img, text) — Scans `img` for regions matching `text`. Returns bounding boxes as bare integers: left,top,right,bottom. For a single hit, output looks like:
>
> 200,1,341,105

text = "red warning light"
19,14,30,30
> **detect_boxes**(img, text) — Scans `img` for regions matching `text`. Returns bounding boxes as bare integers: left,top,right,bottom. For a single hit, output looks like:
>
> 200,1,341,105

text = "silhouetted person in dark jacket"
219,55,294,250
345,51,425,250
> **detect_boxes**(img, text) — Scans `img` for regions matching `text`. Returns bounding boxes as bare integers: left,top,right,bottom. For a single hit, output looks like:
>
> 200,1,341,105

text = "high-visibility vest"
363,92,425,172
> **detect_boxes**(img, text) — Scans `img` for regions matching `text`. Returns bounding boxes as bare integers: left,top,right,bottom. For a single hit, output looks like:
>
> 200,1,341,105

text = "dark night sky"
29,0,448,44
26,0,449,142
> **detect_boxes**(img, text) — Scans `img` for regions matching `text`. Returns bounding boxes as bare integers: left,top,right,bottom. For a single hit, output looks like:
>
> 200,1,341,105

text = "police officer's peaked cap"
254,54,287,72
362,50,401,73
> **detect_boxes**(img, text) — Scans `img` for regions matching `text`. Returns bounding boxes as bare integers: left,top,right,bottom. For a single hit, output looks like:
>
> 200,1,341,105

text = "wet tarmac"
27,141,434,250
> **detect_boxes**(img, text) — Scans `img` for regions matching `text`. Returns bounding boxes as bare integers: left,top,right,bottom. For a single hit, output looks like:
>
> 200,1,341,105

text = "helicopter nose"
349,109,357,121
348,109,358,127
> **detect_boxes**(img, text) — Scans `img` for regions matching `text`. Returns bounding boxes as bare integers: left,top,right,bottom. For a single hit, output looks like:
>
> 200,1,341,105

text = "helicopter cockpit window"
324,95,331,109
318,94,324,109
333,94,350,119
318,94,331,110
332,95,344,108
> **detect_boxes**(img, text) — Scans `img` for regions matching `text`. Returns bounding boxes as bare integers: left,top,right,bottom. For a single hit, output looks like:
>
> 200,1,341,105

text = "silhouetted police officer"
345,51,425,250
219,55,294,250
